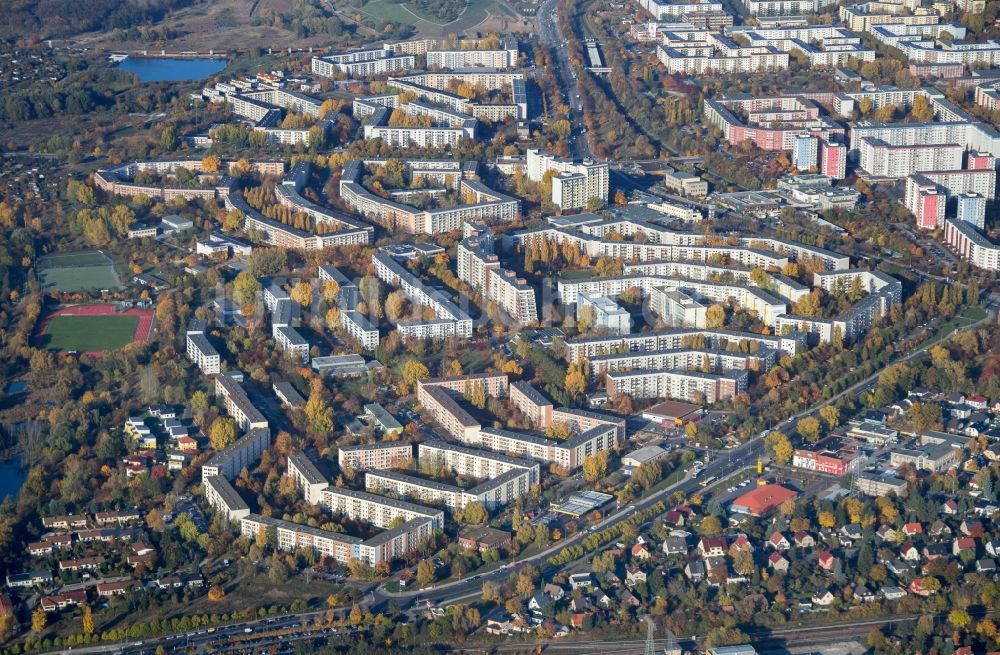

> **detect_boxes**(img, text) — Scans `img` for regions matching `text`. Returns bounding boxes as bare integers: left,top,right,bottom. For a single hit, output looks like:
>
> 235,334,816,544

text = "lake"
0,458,25,500
118,57,227,82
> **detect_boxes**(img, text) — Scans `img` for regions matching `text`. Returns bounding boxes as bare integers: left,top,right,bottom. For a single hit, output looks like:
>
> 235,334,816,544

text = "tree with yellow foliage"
207,585,226,601
291,282,312,308
31,607,46,633
82,604,94,635
401,359,429,385
818,510,836,529
564,363,587,398
582,451,608,483
322,280,341,304
819,405,839,430
201,155,222,174
705,304,726,328
210,417,237,451
765,430,793,465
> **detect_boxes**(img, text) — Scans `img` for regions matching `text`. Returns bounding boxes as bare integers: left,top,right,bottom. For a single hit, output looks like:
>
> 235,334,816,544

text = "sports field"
40,315,140,352
38,250,122,292
35,305,154,353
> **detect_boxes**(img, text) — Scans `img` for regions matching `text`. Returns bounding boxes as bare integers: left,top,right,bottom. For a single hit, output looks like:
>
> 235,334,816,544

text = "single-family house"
768,532,790,551
685,560,706,582
881,585,906,600
768,552,789,573
811,588,835,606
625,566,647,587
794,531,816,548
698,536,727,558
663,536,687,556
953,537,976,557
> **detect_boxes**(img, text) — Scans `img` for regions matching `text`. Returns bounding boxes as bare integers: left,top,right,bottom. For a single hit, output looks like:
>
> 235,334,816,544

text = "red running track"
34,304,155,355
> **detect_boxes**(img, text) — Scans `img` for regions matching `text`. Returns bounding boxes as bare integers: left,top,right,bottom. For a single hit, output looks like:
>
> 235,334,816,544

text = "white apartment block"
418,373,509,398
589,348,775,380
526,149,609,210
364,124,473,148
274,326,310,363
858,138,964,179
577,293,631,335
365,467,533,511
239,512,433,567
728,25,875,67
467,424,621,472
319,486,445,530
341,310,380,351
510,225,801,269
639,0,724,19
418,385,482,441
426,39,518,69
338,442,414,472
956,192,987,230
557,275,787,327
656,33,790,75
185,321,220,375
214,375,269,433
744,0,837,15
201,427,271,481
287,453,331,505
457,238,537,325
945,218,1000,272
204,475,250,522
417,441,541,485
341,160,518,235
606,369,749,403
564,327,806,363
311,53,415,78
373,250,473,338
651,288,708,328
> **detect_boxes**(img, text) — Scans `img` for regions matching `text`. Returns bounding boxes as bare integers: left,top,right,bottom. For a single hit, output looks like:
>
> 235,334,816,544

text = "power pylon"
645,617,656,655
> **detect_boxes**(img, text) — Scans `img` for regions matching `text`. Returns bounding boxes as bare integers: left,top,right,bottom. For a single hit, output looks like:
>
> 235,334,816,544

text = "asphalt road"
536,0,594,161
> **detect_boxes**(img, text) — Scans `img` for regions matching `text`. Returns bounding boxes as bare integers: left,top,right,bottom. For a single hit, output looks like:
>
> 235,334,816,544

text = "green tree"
461,501,488,525
416,560,435,586
234,270,262,306
700,515,723,536
949,608,972,630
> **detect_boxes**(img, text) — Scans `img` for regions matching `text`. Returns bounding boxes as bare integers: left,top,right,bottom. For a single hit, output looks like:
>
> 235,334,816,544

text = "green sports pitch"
38,250,122,292
39,315,140,352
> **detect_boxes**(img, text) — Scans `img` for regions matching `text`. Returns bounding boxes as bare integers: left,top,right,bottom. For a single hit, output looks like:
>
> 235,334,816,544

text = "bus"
699,475,717,487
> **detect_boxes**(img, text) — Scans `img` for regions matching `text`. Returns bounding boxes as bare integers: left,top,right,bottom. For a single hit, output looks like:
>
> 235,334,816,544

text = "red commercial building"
793,437,860,476
730,485,798,517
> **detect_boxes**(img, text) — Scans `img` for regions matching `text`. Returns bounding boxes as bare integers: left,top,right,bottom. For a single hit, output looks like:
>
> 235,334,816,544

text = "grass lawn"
40,251,110,267
918,305,988,350
40,315,139,351
358,0,511,34
38,250,121,292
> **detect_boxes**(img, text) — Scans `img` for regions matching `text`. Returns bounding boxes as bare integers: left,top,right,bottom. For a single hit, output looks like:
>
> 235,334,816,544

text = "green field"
38,250,122,292
40,315,139,351
357,0,517,35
